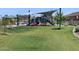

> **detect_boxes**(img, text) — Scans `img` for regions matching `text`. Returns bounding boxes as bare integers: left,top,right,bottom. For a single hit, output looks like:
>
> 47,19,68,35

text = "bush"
75,26,79,32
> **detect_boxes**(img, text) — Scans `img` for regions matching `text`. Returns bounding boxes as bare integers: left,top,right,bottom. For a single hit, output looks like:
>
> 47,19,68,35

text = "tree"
16,14,21,26
8,18,15,29
2,15,9,33
0,18,2,32
54,12,60,26
54,8,66,29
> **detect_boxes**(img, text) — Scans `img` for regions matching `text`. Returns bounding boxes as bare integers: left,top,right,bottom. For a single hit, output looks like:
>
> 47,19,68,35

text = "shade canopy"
37,10,57,16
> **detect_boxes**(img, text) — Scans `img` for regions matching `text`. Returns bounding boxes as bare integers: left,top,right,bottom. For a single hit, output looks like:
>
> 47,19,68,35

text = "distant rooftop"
67,12,79,16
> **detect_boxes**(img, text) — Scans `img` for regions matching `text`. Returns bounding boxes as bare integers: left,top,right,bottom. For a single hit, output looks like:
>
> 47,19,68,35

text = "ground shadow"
0,32,8,35
52,27,63,30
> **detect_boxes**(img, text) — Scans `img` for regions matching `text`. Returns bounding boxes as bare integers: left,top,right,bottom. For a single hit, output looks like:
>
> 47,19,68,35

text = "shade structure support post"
27,10,31,26
59,8,62,29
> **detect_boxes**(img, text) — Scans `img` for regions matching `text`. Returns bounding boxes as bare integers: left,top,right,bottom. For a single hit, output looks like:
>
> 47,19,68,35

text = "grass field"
0,26,79,51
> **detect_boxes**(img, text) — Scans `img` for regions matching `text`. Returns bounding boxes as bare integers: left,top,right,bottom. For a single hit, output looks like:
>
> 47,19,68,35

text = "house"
2,15,29,27
2,15,16,25
18,15,29,26
65,12,79,25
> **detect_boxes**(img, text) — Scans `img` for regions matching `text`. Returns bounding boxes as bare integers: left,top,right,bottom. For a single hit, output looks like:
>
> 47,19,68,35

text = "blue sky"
0,8,79,16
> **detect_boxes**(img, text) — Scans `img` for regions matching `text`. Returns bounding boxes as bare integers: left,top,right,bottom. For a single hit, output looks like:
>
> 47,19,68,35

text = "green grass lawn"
0,26,79,51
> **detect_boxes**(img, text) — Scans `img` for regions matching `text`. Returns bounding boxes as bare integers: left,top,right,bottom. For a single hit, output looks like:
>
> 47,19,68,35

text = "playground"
0,8,79,51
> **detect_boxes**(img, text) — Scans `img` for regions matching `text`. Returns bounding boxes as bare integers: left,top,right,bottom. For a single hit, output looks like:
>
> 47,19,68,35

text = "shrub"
75,26,79,32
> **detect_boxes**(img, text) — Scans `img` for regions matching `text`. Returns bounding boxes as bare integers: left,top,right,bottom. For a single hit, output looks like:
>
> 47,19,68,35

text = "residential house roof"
67,12,79,16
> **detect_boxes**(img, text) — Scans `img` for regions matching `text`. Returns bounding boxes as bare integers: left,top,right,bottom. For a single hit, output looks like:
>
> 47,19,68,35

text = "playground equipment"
30,16,54,26
16,8,61,26
0,8,61,27
30,10,57,26
30,8,62,27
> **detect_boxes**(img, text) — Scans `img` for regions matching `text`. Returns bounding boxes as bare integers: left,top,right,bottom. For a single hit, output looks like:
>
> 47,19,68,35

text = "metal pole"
59,8,62,29
16,14,19,26
28,10,30,26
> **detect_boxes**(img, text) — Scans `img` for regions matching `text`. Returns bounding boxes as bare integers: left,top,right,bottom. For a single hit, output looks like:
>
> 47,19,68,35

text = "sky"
0,8,79,17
